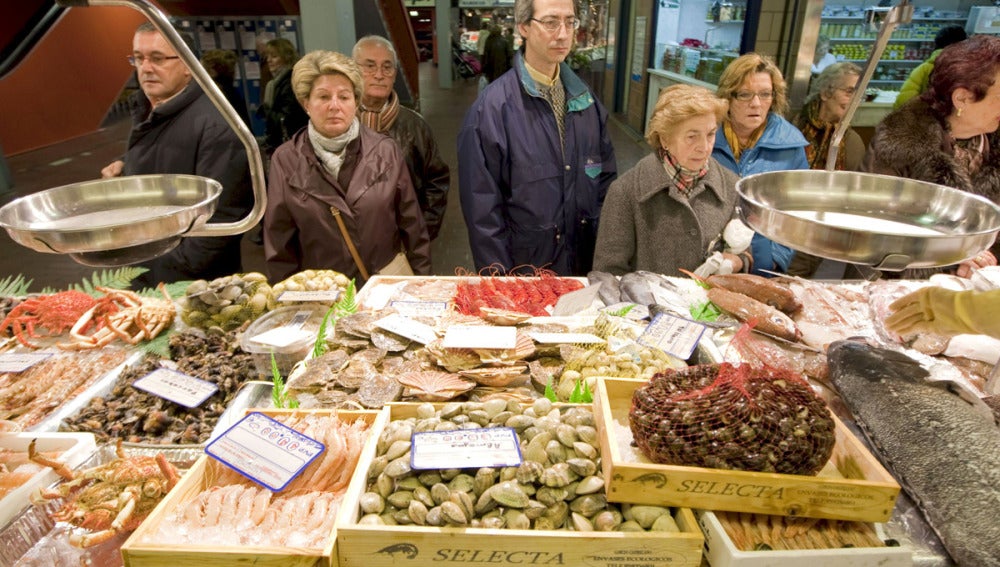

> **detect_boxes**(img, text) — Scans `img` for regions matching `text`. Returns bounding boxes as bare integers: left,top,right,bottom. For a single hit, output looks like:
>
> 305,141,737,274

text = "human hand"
722,219,754,255
957,250,997,278
101,160,124,178
694,251,736,278
885,287,940,336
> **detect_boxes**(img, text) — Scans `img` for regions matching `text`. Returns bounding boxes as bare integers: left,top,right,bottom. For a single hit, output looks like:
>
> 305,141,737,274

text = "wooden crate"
595,378,900,522
336,402,704,567
697,510,912,567
121,408,389,567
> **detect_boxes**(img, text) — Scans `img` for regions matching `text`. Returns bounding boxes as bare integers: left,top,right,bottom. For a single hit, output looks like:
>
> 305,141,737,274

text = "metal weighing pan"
737,170,1000,271
0,175,220,266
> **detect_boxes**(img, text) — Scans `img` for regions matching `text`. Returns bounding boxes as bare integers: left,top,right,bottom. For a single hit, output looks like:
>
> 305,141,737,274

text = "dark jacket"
482,33,512,83
864,97,1000,272
262,68,309,153
123,82,252,288
593,154,741,275
457,51,617,276
263,125,432,283
385,107,450,240
712,114,808,276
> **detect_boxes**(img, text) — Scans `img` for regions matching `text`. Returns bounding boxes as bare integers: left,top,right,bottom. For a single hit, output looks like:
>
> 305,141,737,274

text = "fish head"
827,340,929,384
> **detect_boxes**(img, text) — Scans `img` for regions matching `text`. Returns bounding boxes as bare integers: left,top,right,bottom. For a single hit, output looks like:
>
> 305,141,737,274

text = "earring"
957,107,963,117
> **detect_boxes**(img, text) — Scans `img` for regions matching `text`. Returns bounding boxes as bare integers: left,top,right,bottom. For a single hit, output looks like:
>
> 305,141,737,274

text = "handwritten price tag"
389,300,449,317
411,427,522,470
133,368,218,408
0,352,52,373
206,412,325,492
374,313,437,344
638,313,706,360
278,290,340,303
442,326,516,349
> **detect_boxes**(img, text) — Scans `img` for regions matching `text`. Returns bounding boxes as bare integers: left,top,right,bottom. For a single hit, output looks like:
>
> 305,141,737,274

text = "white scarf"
308,118,360,178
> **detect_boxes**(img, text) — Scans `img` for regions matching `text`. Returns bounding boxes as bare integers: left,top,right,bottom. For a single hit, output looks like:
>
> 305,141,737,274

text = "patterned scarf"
658,147,708,195
723,119,766,163
796,97,847,170
953,133,988,176
358,90,401,133
308,118,360,178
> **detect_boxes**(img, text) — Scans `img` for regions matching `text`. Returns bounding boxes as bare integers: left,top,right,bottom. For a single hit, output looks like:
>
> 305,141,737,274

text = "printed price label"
0,352,52,373
529,332,605,344
389,300,449,317
206,412,325,492
411,427,522,470
638,313,706,360
374,313,437,344
442,326,516,349
278,290,340,303
133,368,219,408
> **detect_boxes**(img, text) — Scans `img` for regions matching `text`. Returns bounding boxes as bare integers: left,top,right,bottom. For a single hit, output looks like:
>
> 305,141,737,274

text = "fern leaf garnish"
0,274,33,297
544,375,558,402
270,353,298,409
309,279,358,359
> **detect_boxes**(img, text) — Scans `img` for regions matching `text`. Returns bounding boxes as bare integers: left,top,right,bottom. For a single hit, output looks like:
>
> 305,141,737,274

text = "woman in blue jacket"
713,53,809,276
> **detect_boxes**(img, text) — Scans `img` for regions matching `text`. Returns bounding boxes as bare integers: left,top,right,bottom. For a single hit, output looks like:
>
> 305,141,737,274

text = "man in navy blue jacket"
457,0,616,276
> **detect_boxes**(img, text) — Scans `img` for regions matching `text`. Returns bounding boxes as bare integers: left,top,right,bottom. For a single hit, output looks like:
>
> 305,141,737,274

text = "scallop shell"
474,331,536,364
425,340,483,372
355,373,403,408
458,365,528,387
397,371,476,402
338,312,376,338
479,307,533,325
371,328,411,352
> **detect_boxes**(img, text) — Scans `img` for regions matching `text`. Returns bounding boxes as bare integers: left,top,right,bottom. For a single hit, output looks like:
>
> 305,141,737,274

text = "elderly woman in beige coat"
593,84,749,275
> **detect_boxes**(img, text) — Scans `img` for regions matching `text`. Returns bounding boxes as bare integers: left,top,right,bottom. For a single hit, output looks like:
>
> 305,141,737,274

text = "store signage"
277,290,340,303
133,368,219,408
442,325,516,349
638,312,705,360
207,412,325,491
249,310,314,348
411,427,522,469
374,313,438,344
389,300,449,317
458,0,515,7
0,352,51,373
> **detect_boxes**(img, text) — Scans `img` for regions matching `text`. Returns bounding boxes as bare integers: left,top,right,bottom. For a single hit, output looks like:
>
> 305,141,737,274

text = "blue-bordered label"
133,368,218,408
206,412,325,492
638,313,706,360
411,427,522,470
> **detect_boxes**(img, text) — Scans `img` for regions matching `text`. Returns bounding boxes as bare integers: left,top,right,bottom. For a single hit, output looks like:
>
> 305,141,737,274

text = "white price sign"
0,352,51,373
638,313,706,360
133,368,218,408
411,427,522,470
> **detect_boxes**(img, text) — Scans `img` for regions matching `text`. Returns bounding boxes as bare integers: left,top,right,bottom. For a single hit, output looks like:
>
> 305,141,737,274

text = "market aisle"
3,62,647,289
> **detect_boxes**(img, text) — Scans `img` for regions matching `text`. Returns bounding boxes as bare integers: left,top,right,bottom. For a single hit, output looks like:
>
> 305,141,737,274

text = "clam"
556,424,579,447
593,510,622,531
474,468,497,496
385,440,412,461
534,516,558,530
572,441,598,460
545,439,567,463
481,398,508,418
448,473,475,493
397,476,424,491
652,513,680,533
515,461,544,484
451,490,476,520
535,486,570,506
569,494,607,517
359,492,386,514
617,520,644,532
524,500,548,520
625,505,670,529
408,500,429,525
480,515,506,529
490,481,530,508
440,501,468,525
566,458,598,478
571,512,594,532
430,482,451,505
387,490,414,509
384,456,412,478
574,475,605,495
413,486,435,507
425,506,444,526
375,473,394,498
359,514,385,525
503,509,531,530
540,462,578,487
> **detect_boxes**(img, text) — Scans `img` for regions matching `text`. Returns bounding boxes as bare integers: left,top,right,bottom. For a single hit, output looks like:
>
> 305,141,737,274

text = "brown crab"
29,439,180,547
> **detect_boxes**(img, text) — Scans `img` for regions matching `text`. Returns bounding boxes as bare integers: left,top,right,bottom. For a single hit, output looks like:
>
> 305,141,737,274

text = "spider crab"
29,439,180,548
61,283,176,349
0,290,111,348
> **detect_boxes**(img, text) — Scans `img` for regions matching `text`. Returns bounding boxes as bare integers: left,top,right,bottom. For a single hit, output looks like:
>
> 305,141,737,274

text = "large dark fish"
587,270,621,306
827,340,1000,567
619,272,656,306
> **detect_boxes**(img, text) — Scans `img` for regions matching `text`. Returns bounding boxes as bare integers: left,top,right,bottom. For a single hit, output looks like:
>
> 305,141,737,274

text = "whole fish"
828,340,1000,567
587,270,621,306
619,272,656,306
706,273,802,314
706,286,800,342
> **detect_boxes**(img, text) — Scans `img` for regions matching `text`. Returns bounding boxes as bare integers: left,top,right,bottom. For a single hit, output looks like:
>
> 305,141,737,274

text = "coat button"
565,165,571,170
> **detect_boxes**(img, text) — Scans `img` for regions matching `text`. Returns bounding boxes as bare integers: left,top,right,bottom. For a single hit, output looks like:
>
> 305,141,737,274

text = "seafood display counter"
2,269,997,566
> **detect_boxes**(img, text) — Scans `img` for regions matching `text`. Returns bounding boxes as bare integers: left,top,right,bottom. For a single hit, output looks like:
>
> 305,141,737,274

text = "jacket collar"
635,154,727,204
513,51,594,113
286,126,388,210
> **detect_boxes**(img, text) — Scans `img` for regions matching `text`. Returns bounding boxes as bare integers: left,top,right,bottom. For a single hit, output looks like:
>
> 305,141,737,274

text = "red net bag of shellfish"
628,362,835,475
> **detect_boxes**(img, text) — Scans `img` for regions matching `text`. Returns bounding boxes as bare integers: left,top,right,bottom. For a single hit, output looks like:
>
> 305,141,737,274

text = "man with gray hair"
457,0,616,275
101,22,252,288
353,35,449,240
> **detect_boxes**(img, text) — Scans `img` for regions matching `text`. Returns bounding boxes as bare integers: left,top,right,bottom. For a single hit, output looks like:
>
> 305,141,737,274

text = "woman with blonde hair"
593,84,751,275
263,50,431,282
713,53,808,276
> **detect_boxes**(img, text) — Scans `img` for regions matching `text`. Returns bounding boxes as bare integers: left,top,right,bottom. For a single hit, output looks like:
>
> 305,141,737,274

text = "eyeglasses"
128,54,180,67
836,86,857,95
530,17,581,32
733,91,774,102
359,61,396,75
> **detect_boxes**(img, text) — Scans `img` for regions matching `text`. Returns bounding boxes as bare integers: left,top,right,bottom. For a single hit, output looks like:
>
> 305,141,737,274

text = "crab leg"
28,438,75,480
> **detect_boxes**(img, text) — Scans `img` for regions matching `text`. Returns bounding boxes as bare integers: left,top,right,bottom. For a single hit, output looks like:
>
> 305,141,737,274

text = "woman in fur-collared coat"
864,35,1000,277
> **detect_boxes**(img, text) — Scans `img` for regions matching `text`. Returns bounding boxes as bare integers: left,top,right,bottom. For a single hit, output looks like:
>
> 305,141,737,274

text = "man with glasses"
101,22,252,289
353,36,450,240
458,0,616,276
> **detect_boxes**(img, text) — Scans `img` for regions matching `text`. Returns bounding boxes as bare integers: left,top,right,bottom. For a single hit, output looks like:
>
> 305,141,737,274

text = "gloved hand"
722,219,754,255
693,251,736,279
886,287,1000,338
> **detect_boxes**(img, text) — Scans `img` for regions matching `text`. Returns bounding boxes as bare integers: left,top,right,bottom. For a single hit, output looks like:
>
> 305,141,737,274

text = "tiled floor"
0,63,649,290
